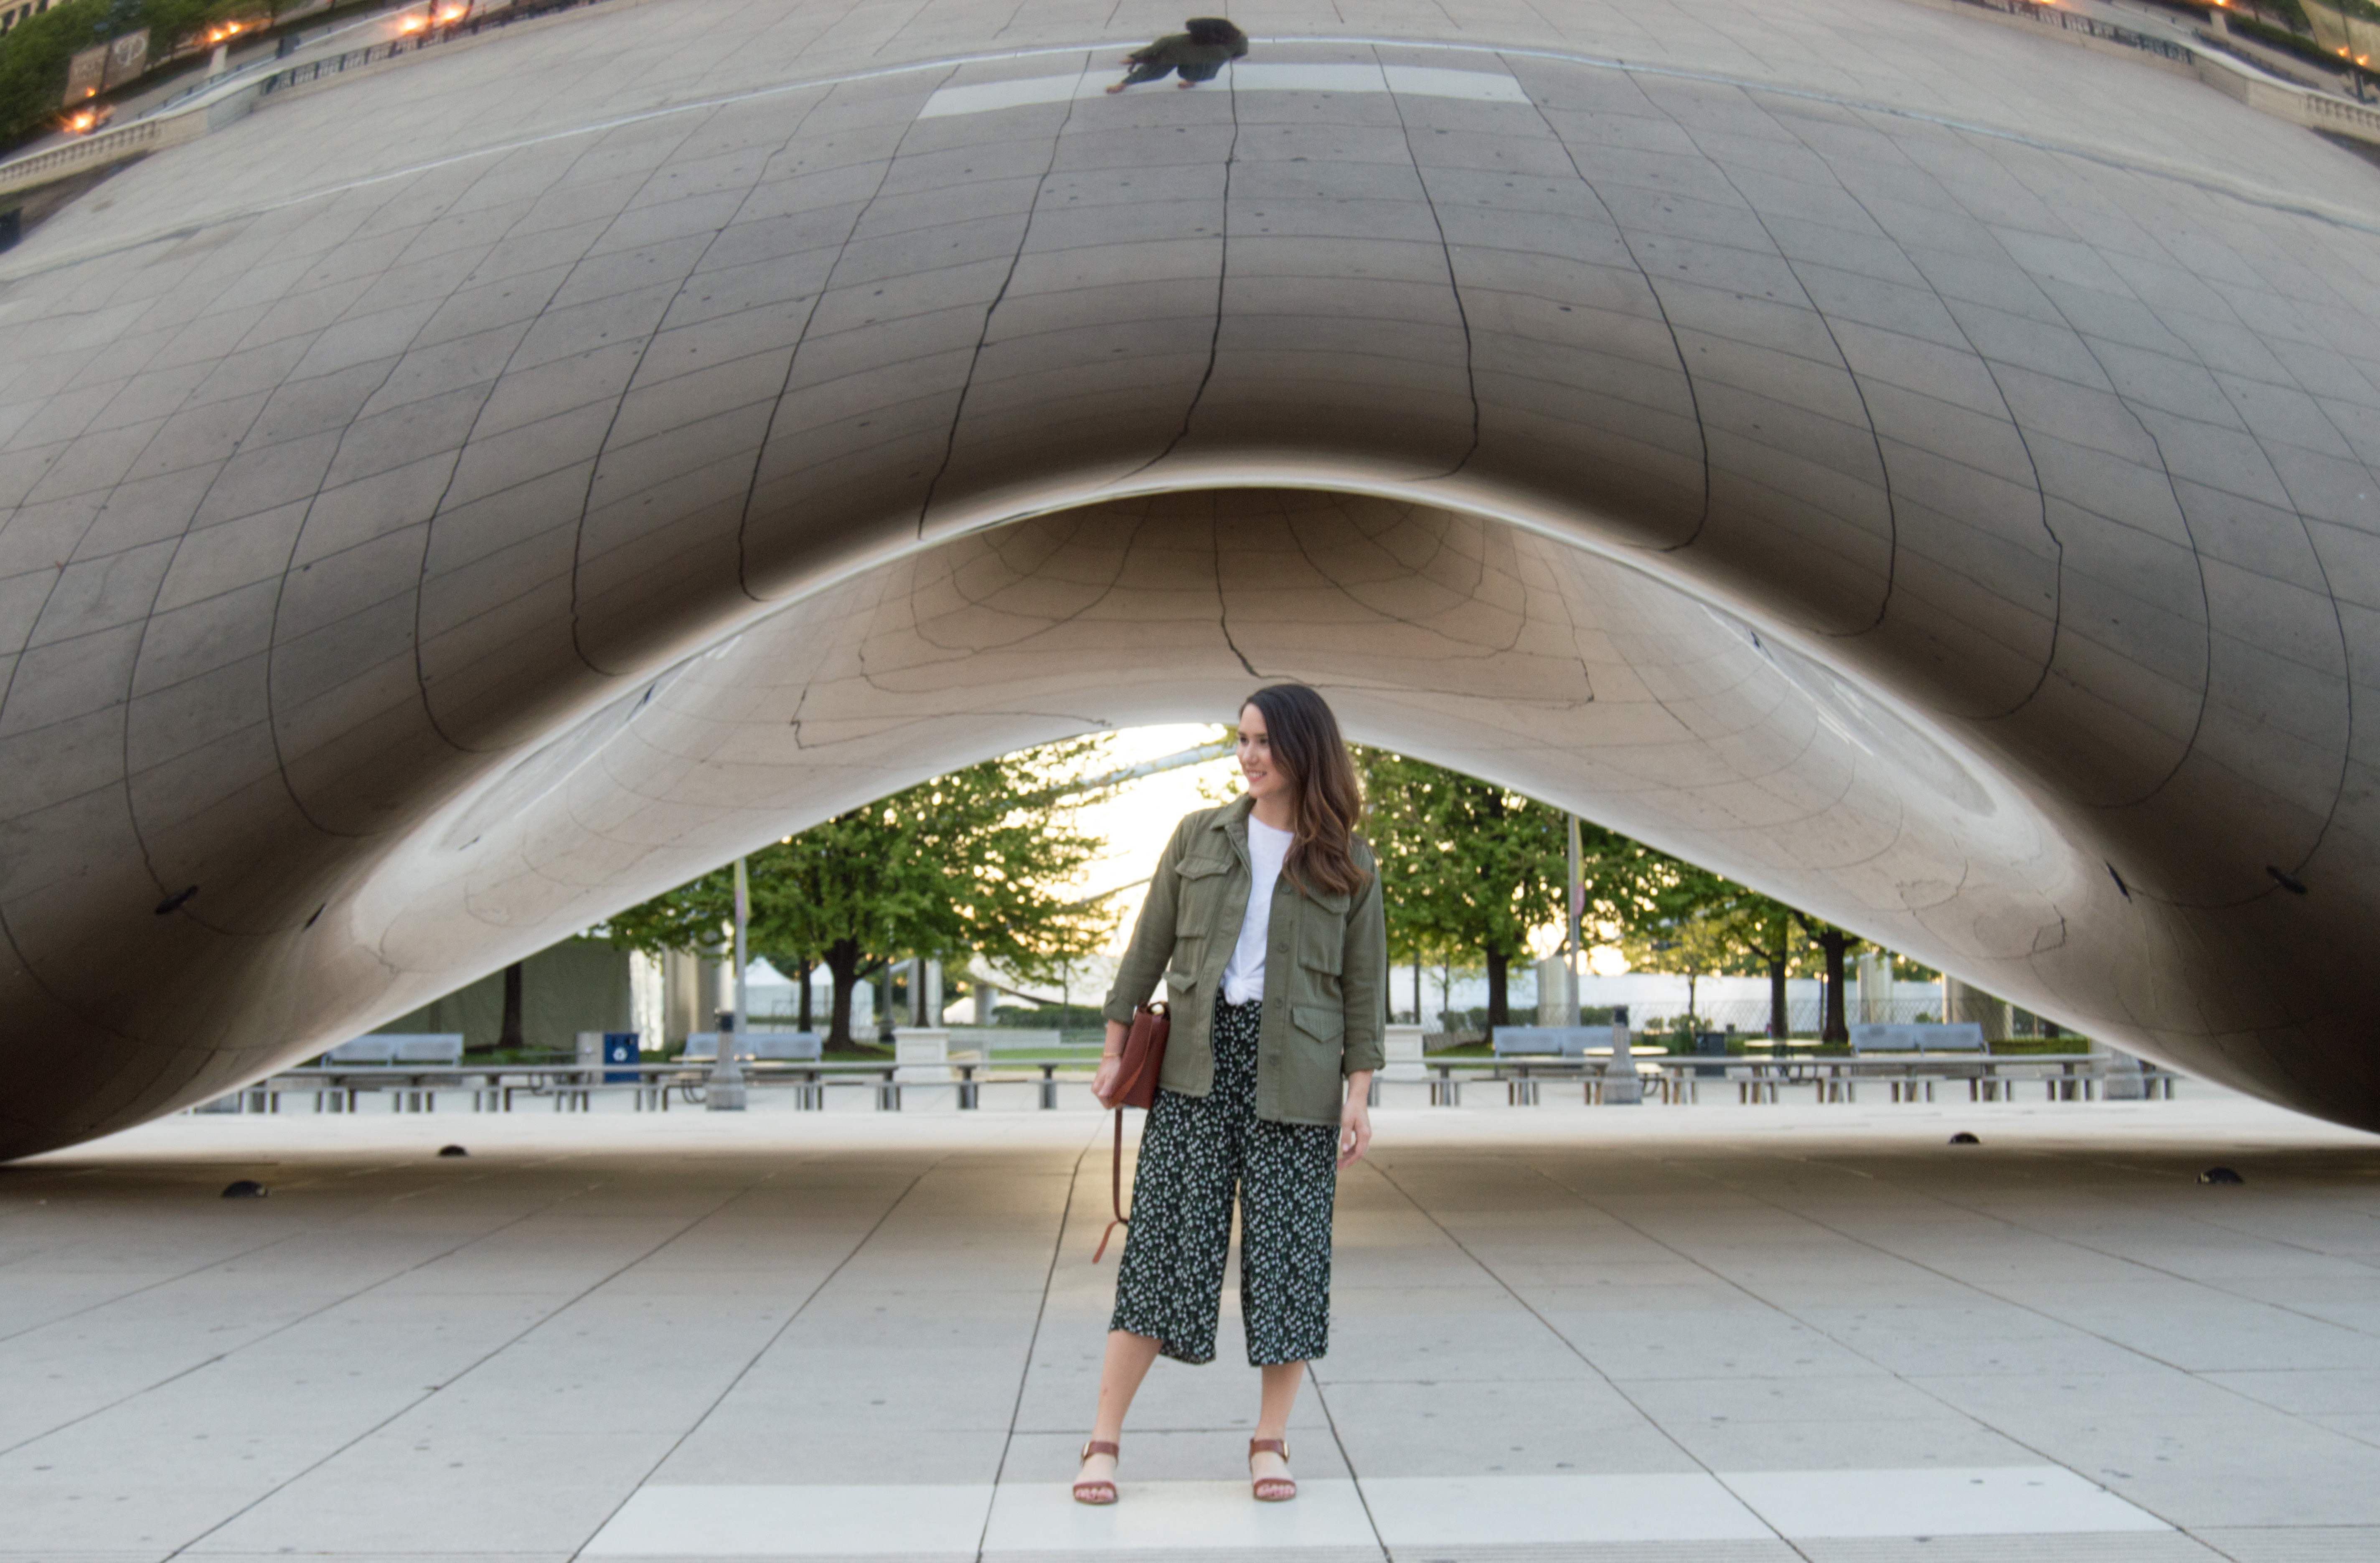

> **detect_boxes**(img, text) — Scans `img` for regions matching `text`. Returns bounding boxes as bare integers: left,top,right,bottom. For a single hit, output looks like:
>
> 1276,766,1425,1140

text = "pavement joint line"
148,1169,753,1560
568,1153,951,1562
579,1468,2168,1555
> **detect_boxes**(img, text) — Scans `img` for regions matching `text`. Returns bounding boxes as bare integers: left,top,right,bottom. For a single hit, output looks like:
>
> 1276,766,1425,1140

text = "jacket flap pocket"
1291,1004,1345,1042
1306,888,1351,914
1174,857,1229,879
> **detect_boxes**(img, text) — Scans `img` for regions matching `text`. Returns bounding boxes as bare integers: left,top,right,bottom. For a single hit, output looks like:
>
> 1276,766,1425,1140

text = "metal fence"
1952,0,2199,64
256,0,625,97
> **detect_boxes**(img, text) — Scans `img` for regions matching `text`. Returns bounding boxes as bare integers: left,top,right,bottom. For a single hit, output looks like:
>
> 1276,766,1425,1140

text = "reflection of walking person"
1106,16,1250,92
1072,684,1387,1509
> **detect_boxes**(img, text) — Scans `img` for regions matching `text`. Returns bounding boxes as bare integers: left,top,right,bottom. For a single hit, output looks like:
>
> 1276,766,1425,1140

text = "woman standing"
1074,684,1386,1506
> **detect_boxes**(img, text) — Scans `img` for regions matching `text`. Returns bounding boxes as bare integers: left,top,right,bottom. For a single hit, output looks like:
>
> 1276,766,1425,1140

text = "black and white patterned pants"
1110,994,1339,1366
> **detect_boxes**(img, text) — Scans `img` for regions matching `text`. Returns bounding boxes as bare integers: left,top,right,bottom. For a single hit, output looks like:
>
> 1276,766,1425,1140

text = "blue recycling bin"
602,1032,639,1083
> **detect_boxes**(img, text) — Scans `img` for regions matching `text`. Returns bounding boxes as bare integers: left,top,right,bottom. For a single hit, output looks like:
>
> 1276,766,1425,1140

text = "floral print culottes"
1110,995,1339,1366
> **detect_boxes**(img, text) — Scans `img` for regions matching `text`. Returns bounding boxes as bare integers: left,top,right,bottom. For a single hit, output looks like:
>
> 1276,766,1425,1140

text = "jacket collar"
1209,793,1255,869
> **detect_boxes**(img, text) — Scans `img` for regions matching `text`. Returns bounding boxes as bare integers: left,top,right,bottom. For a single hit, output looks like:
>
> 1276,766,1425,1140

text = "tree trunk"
1766,929,1789,1039
1485,947,1509,1027
1818,930,1852,1043
824,941,861,1048
498,961,524,1052
798,957,813,1031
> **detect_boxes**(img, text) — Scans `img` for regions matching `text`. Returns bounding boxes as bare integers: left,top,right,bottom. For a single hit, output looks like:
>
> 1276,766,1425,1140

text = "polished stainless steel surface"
5,0,2379,1153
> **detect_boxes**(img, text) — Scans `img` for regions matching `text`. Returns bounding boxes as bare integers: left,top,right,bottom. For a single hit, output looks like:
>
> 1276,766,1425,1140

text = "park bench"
679,1031,824,1061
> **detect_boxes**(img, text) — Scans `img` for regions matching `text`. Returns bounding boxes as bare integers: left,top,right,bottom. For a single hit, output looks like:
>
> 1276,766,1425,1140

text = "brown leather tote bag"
1093,1001,1168,1261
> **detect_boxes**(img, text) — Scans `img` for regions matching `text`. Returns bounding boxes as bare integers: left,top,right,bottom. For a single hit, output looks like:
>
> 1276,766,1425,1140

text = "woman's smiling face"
1237,704,1290,806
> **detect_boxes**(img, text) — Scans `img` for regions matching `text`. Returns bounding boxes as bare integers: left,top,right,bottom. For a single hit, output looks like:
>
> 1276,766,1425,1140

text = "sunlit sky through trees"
1066,726,1631,971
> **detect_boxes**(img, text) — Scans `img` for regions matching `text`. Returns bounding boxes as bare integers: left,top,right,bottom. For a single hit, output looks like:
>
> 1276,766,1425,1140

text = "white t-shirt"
1220,816,1293,1004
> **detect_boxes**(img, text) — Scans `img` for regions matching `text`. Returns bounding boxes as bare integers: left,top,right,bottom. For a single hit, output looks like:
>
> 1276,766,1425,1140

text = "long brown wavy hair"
1242,684,1369,898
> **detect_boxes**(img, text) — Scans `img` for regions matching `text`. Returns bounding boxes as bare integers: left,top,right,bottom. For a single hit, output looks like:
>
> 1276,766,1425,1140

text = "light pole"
708,857,749,1111
1566,813,1583,1023
1581,813,1641,1104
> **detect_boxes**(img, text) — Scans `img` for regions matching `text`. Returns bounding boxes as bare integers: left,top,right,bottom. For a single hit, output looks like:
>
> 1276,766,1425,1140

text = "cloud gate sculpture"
2,0,2377,1156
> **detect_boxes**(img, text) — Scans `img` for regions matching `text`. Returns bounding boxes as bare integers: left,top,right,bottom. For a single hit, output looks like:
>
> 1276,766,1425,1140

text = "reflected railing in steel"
1415,1053,2177,1107
255,0,625,98
1950,0,2198,64
196,1054,2177,1116
204,1058,1096,1114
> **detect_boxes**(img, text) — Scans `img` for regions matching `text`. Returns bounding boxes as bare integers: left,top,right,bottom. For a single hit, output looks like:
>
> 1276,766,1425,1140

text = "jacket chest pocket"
1172,856,1232,942
1295,891,1349,978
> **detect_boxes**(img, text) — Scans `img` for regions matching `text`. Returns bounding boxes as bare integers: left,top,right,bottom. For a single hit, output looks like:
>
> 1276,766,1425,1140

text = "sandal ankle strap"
1082,1439,1119,1459
1248,1437,1289,1459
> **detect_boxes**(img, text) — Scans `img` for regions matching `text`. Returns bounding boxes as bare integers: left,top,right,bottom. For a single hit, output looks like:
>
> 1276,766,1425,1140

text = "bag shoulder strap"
1093,1108,1127,1261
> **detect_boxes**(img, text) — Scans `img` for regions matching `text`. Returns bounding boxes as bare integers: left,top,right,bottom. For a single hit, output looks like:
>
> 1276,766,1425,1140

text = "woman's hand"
1091,1020,1130,1107
1337,1072,1374,1168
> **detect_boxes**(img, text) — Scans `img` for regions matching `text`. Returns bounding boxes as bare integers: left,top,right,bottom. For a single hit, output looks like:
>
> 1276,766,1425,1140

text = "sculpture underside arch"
2,0,2375,1155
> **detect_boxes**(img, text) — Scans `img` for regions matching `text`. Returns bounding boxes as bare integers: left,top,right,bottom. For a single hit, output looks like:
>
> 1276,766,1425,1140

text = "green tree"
1356,750,1572,1027
1,0,312,152
1618,858,1814,1039
0,0,108,148
602,739,1120,1047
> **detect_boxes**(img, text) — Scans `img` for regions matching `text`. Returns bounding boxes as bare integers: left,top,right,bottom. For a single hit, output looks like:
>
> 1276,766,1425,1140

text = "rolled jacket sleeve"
1102,819,1189,1025
1338,846,1388,1075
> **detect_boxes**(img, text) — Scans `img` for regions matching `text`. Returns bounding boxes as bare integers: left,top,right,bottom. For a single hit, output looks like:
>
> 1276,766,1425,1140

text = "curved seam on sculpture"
1973,223,2211,814
1505,51,1712,552
2204,386,2358,886
1211,495,1261,679
2009,274,2222,839
10,448,175,908
731,70,960,605
1684,116,1900,639
1378,49,1483,483
1768,114,2067,719
1119,59,1241,482
12,32,2380,294
8,249,339,907
562,95,829,681
0,907,144,1078
1274,36,2380,237
258,292,443,847
409,112,729,747
892,511,1140,658
1280,503,1538,673
2228,336,2369,883
914,59,1094,538
82,280,389,923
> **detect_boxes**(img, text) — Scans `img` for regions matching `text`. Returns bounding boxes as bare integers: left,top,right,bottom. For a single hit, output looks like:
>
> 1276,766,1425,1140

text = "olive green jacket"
1102,796,1387,1125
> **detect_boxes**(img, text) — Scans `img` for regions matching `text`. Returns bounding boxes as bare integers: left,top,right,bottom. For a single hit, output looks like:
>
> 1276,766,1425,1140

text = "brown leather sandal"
1073,1439,1119,1505
1249,1436,1295,1502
